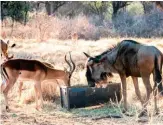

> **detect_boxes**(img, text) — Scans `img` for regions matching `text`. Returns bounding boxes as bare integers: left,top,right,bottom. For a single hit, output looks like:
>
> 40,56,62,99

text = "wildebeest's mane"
116,40,140,55
94,46,116,60
95,40,140,58
112,40,140,52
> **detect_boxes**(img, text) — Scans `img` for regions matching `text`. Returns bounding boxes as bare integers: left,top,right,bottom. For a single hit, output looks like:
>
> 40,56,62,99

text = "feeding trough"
60,83,121,110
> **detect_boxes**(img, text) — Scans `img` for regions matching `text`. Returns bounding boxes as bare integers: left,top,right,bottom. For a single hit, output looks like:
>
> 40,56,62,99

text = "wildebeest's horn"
83,52,91,58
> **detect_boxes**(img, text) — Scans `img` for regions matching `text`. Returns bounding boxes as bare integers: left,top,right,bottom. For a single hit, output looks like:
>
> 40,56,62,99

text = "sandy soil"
1,100,163,125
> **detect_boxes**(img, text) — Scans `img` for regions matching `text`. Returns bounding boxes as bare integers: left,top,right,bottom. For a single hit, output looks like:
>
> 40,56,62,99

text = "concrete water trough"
60,83,121,110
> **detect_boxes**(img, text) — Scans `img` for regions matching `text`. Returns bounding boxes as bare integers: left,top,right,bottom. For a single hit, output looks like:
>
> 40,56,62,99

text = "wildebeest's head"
84,52,113,87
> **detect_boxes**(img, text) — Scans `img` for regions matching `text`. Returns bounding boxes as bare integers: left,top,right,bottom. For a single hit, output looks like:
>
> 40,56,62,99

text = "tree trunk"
10,18,14,36
24,10,28,26
45,1,52,15
112,1,129,21
141,2,154,14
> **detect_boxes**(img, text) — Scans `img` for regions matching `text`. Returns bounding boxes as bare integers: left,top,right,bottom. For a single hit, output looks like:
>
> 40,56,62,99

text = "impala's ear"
83,52,91,58
7,40,10,44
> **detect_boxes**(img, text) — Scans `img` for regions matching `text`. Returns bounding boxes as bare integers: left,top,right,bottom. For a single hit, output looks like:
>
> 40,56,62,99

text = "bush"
1,9,163,41
112,9,163,38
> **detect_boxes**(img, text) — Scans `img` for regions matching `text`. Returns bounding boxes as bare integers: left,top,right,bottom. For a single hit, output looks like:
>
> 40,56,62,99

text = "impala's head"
84,52,112,86
1,39,16,60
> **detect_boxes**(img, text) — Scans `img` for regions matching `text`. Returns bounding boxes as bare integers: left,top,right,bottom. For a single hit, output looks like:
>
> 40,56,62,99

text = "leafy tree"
45,1,67,15
84,1,110,25
24,1,30,25
1,1,30,24
112,1,130,20
141,1,154,14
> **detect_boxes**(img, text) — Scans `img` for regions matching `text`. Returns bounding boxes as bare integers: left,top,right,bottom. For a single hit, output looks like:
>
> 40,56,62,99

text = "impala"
1,52,75,111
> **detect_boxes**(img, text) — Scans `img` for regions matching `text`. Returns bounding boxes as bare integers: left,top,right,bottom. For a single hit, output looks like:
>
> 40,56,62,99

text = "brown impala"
1,52,75,111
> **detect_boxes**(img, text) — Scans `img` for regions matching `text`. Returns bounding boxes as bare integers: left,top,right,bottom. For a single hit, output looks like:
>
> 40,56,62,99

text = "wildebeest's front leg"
131,76,144,105
119,74,127,112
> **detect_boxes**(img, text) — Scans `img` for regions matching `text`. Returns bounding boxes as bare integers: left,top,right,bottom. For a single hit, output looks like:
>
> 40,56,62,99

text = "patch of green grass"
71,105,119,118
49,102,138,119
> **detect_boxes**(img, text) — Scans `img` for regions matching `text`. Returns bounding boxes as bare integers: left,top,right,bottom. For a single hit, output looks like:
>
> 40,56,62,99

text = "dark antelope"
84,40,163,115
1,52,75,111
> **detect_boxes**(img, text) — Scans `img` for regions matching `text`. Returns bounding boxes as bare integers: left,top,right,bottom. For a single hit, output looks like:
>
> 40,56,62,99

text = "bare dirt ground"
1,38,163,125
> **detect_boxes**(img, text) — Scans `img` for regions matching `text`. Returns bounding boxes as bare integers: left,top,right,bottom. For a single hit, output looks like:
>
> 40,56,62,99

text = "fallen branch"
92,114,122,120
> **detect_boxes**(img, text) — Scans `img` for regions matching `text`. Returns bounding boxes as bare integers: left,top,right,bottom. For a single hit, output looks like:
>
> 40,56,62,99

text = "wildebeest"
1,52,75,111
84,40,163,115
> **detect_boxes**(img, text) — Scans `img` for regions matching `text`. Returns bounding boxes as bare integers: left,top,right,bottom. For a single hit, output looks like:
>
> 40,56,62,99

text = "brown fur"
1,39,16,60
19,80,60,104
17,62,56,102
1,53,75,111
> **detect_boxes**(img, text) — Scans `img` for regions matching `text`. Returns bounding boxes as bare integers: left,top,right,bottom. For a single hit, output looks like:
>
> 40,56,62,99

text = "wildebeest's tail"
154,55,163,95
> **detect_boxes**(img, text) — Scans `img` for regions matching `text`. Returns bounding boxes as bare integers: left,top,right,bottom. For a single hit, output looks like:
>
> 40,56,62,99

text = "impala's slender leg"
120,74,127,112
131,76,144,105
3,79,16,111
34,81,43,110
1,82,6,93
37,81,43,109
34,82,39,110
18,81,23,101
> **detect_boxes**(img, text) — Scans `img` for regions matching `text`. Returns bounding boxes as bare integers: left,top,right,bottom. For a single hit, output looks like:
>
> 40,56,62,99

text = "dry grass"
0,38,163,125
1,14,100,42
1,9,163,42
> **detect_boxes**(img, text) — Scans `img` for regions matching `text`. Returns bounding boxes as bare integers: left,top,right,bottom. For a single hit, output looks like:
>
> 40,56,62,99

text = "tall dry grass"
1,9,163,43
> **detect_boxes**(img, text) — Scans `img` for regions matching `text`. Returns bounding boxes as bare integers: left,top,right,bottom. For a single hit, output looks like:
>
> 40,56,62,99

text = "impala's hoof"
154,109,159,115
35,106,43,111
138,109,148,118
6,106,10,112
122,109,127,114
